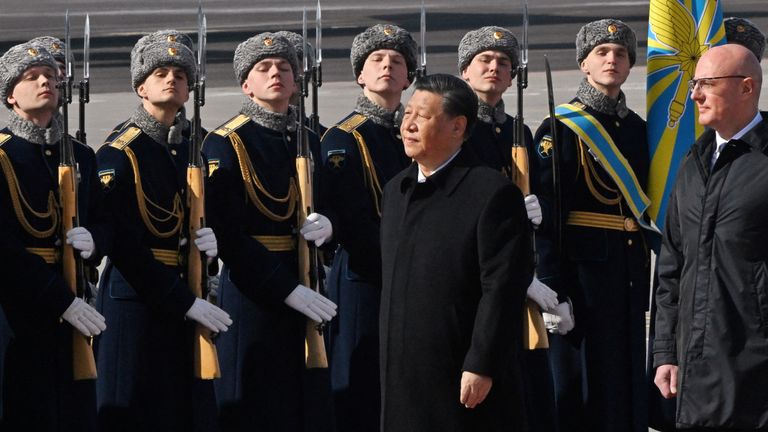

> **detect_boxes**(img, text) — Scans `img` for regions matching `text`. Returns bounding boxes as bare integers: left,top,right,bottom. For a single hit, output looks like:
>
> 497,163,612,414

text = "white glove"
300,213,333,247
526,277,559,311
185,298,232,333
543,301,575,335
193,227,218,258
62,297,106,337
524,194,542,227
284,284,337,322
66,226,95,259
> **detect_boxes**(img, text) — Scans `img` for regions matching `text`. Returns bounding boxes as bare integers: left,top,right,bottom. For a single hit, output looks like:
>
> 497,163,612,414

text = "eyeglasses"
687,75,747,92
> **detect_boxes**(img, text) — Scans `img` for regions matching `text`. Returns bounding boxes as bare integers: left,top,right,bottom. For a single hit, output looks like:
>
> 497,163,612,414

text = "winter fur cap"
724,17,766,60
133,29,195,53
29,36,69,64
274,31,315,67
0,43,59,109
233,33,299,85
350,24,418,80
130,35,196,92
576,19,637,66
458,26,519,77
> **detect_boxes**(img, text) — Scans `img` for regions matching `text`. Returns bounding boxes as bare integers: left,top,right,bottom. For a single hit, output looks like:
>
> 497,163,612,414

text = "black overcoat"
654,113,768,429
379,148,534,432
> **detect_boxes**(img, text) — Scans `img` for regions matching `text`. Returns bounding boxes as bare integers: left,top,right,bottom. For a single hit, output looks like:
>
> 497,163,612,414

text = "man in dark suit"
379,74,534,432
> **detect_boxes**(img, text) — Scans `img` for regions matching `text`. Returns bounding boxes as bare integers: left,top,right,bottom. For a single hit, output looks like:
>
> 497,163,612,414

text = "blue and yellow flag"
647,0,724,230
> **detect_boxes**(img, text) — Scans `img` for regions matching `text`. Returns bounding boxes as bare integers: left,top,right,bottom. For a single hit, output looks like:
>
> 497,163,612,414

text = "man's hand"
524,194,542,227
185,298,232,333
66,227,96,259
459,371,492,409
543,301,575,335
300,213,333,247
654,364,679,399
284,284,337,322
194,227,218,258
62,297,106,336
526,277,559,311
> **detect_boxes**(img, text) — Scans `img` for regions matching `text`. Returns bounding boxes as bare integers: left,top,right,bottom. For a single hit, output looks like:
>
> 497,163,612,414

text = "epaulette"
0,133,10,147
336,114,368,133
214,114,250,137
108,126,142,150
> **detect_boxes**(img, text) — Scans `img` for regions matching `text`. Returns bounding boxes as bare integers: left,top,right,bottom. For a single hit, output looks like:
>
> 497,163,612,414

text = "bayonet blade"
420,0,426,70
83,14,90,79
302,7,309,74
521,0,528,67
65,10,72,80
316,0,322,65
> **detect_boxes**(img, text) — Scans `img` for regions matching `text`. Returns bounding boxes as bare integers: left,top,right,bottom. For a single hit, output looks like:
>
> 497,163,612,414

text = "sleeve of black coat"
463,182,534,378
653,177,683,367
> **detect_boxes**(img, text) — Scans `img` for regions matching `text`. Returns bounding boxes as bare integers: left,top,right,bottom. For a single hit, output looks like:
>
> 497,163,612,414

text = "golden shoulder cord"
123,146,184,238
0,148,59,238
229,132,298,222
578,138,622,206
352,130,384,217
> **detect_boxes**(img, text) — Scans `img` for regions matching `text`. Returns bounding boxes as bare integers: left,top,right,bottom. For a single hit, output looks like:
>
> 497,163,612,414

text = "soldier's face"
357,49,409,96
137,66,189,109
401,90,466,168
7,65,59,115
580,43,630,96
242,57,296,110
461,50,513,98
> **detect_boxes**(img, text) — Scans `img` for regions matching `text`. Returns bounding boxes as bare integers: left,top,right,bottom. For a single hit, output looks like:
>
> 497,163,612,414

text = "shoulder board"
0,133,10,147
214,114,250,137
336,114,368,133
108,126,142,150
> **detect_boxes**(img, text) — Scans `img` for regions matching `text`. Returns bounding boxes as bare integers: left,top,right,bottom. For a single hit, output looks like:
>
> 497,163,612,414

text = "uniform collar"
575,78,629,118
240,98,297,132
6,110,62,145
477,99,507,125
130,105,185,146
354,93,402,129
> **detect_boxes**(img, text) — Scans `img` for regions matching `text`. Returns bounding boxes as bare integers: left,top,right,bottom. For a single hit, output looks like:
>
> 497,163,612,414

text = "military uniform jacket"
654,113,768,429
203,113,321,304
531,96,651,304
320,110,410,283
96,122,196,314
464,111,533,177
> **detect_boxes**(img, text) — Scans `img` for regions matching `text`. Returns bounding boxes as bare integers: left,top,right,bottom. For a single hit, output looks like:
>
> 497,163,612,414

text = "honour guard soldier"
531,19,651,432
724,17,766,61
318,24,416,432
459,26,558,432
0,42,107,431
94,32,231,431
202,33,337,431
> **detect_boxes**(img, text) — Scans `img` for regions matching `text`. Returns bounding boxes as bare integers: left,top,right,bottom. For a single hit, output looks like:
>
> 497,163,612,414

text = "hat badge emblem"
27,47,38,56
383,26,394,36
52,43,61,50
607,24,618,34
264,38,274,46
736,25,746,33
167,35,177,42
493,31,503,40
168,47,178,56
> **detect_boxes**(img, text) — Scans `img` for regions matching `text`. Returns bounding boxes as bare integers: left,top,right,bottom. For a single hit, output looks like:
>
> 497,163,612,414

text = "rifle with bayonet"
75,14,89,144
544,55,562,258
309,0,322,135
298,7,328,369
187,4,221,379
416,0,427,78
508,0,549,350
60,11,98,380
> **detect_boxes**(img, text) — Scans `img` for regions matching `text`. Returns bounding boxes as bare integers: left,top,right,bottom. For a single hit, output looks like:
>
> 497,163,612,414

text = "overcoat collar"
693,111,768,177
399,147,477,197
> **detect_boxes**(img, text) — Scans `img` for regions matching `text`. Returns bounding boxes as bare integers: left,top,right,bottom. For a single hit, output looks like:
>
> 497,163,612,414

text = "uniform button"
627,239,633,246
44,149,52,156
615,121,620,127
396,134,402,140
287,135,292,142
171,149,177,156
629,281,634,287
495,127,502,134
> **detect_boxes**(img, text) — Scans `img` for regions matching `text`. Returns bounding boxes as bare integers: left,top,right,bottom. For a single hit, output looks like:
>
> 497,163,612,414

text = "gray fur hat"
458,26,519,77
233,33,299,84
130,35,196,92
133,29,195,53
0,43,59,108
350,24,418,81
274,31,315,67
724,17,765,60
29,36,68,63
576,19,637,66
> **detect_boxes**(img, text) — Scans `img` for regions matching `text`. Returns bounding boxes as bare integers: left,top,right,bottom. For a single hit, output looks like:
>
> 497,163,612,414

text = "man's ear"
579,59,590,74
137,83,148,99
453,116,467,138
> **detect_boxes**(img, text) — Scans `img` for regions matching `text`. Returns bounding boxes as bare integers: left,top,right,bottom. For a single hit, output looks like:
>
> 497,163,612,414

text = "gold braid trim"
351,130,383,218
123,146,184,238
578,138,621,206
0,146,59,239
228,131,297,222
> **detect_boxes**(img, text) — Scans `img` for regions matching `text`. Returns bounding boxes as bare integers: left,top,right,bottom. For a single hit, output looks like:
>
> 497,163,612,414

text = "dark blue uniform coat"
531,97,651,432
0,129,108,431
319,111,410,432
